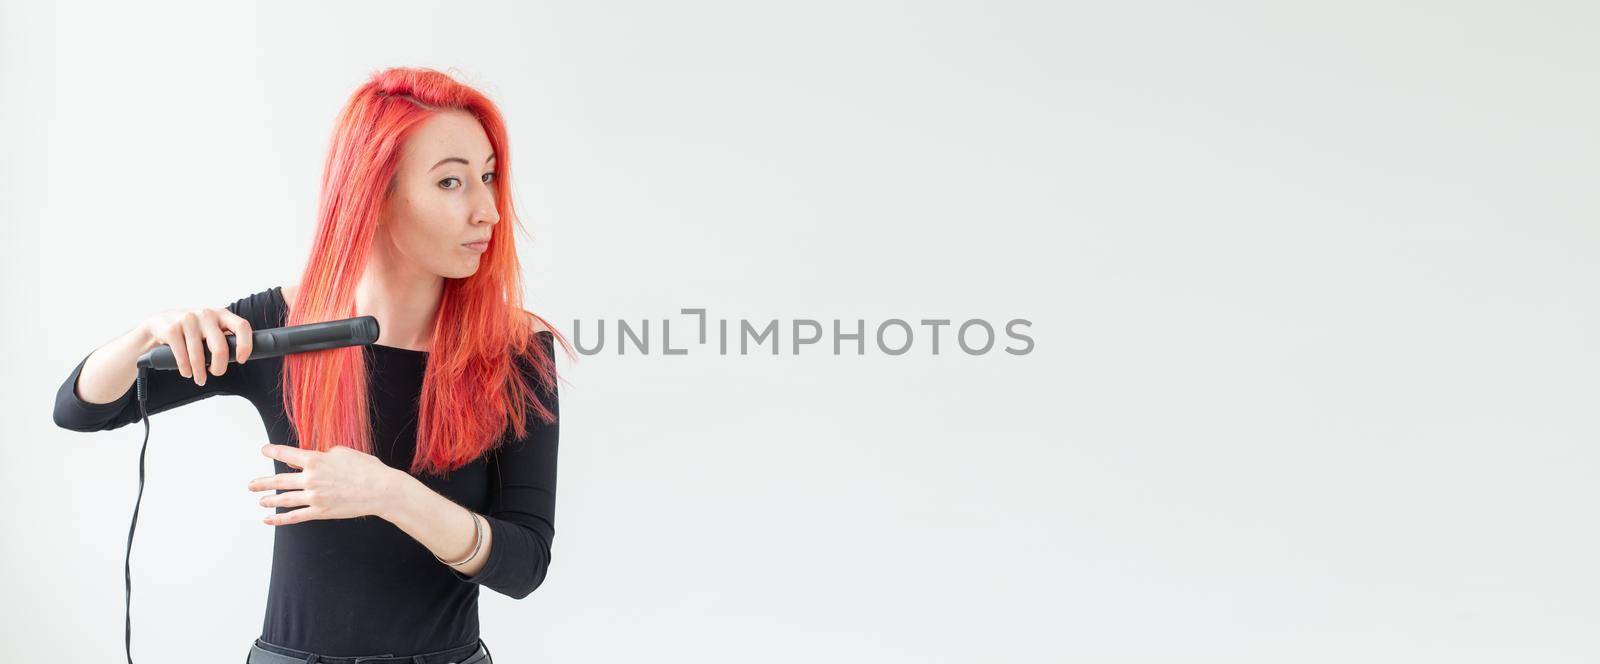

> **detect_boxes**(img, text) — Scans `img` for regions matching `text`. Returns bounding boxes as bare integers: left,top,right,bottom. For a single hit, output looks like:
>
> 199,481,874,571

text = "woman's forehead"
403,111,493,165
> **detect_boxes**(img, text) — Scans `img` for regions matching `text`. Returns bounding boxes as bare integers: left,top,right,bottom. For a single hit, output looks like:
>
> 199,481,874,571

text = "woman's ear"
375,183,397,227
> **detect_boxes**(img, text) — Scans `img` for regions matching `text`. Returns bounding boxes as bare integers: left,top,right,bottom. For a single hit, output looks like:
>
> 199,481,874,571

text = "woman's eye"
438,177,461,190
482,172,496,184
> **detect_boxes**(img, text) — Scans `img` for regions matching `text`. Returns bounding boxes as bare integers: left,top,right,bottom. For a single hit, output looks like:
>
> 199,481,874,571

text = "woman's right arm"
71,325,161,407
53,303,258,433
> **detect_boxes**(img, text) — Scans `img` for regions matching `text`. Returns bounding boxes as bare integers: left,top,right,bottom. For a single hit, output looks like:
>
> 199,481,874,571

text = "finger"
200,310,230,377
261,443,316,470
260,490,313,509
221,312,254,364
181,312,207,386
265,505,321,526
246,473,308,492
160,322,193,379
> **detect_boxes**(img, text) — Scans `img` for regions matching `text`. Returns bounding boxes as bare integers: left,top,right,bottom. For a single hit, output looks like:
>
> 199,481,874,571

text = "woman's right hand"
139,307,255,386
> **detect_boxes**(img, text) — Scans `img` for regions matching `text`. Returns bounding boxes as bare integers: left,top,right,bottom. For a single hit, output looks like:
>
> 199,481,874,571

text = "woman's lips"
462,241,489,253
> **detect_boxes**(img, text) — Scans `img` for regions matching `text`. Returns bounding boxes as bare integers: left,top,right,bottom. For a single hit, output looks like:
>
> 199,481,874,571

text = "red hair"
282,66,573,475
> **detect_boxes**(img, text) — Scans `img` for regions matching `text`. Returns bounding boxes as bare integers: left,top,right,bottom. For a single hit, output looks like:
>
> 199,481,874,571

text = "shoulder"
516,310,558,380
523,309,552,336
225,285,291,331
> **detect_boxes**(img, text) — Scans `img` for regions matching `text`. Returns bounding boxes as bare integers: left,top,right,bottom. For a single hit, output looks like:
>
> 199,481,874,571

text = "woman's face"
378,109,500,279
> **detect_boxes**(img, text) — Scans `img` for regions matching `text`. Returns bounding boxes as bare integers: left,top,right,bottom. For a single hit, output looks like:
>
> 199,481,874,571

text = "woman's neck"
356,253,444,353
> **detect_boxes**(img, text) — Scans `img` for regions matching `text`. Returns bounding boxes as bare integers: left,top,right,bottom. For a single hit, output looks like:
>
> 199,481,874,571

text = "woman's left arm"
383,472,499,578
253,338,560,598
254,412,558,596
385,355,560,598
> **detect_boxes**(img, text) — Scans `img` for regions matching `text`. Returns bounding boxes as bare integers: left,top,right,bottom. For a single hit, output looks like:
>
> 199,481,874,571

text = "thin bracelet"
436,513,484,567
436,513,482,566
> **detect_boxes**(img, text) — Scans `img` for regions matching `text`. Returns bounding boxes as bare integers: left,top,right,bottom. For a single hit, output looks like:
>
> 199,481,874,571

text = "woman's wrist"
376,467,419,523
130,323,161,354
436,512,483,567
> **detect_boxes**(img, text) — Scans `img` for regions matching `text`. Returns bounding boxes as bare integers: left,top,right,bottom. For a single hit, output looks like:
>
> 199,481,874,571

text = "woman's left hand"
249,443,405,526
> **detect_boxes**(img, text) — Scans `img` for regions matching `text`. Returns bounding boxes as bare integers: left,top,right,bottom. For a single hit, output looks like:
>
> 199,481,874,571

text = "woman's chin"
441,261,481,280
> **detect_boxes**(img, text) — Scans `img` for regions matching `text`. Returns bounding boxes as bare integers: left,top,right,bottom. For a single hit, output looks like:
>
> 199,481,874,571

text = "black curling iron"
121,315,379,664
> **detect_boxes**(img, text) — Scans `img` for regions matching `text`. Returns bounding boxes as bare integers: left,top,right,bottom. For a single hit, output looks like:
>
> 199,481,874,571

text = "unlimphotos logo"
569,309,1034,356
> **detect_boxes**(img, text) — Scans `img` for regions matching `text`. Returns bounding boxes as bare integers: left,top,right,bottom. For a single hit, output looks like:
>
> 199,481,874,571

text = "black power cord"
126,365,151,664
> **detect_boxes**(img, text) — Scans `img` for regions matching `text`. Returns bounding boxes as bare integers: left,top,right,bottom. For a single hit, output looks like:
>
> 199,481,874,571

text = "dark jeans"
246,637,492,664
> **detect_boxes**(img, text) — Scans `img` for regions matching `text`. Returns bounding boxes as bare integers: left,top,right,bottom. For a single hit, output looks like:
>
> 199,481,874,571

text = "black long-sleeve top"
51,286,558,656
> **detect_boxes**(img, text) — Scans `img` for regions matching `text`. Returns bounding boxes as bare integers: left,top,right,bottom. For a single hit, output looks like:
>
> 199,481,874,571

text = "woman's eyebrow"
428,153,497,171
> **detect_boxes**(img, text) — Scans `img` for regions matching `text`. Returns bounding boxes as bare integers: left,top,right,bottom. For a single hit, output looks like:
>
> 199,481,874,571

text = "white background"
4,1,1597,662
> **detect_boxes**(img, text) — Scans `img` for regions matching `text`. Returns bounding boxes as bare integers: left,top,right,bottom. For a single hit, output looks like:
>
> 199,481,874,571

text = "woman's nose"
471,180,500,225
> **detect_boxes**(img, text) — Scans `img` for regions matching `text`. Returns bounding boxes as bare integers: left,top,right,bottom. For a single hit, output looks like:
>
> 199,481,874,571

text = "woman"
51,67,570,664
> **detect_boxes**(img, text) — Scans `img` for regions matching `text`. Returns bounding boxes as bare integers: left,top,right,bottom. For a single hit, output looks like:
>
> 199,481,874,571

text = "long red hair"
282,66,572,475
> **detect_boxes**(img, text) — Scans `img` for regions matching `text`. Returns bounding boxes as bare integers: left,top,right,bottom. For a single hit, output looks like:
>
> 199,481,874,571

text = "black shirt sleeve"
52,292,268,433
447,331,560,599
